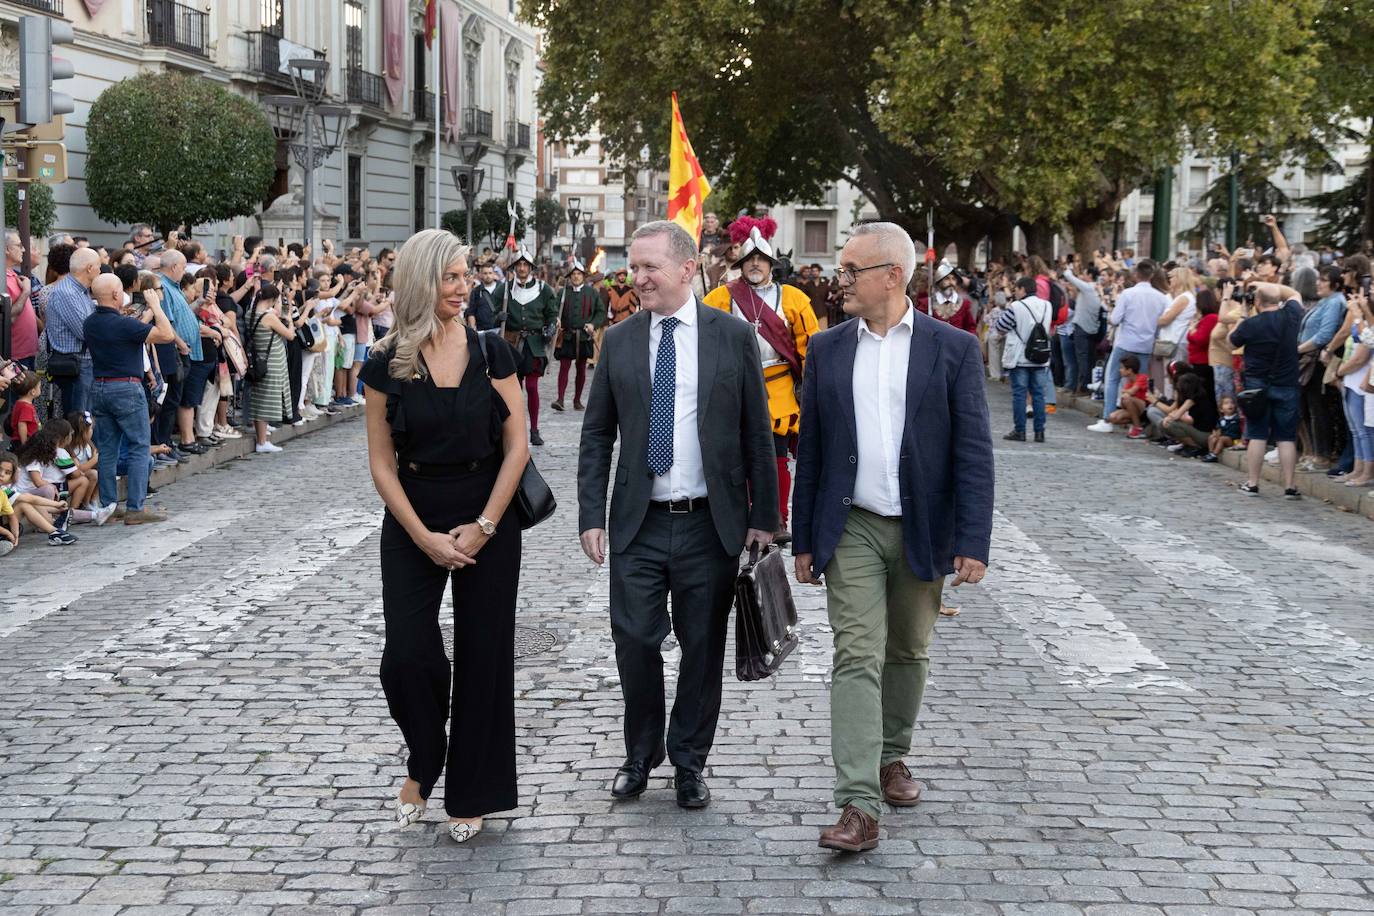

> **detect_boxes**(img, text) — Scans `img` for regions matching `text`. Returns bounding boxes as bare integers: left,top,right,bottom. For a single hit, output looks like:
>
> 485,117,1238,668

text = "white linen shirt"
851,303,914,517
648,295,707,501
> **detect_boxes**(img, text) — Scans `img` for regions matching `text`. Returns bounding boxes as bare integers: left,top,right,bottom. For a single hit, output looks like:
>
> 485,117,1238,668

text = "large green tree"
86,72,276,234
1308,0,1374,247
531,0,1321,262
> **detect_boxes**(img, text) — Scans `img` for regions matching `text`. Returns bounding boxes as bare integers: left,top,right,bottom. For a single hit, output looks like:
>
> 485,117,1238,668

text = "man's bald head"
70,246,101,285
159,248,186,281
91,273,124,308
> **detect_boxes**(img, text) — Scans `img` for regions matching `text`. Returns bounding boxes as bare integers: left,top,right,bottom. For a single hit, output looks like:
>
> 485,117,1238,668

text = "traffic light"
18,16,75,127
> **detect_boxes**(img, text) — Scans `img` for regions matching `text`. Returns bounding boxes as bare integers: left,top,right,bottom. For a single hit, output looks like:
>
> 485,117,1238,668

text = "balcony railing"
13,0,64,13
463,108,493,140
412,88,436,121
506,120,531,150
246,30,325,86
146,0,208,57
346,67,387,110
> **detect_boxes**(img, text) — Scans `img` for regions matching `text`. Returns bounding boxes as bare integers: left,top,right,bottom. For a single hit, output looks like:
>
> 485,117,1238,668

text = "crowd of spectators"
1,227,397,552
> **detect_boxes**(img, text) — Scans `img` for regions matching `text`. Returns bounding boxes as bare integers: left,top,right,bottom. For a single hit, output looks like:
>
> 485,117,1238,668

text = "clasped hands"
419,523,490,570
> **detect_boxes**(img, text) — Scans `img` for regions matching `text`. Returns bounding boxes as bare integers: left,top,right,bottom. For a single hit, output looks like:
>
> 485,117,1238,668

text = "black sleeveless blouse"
359,327,518,465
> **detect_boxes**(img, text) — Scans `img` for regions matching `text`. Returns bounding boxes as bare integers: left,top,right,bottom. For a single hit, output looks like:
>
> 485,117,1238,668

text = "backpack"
1016,299,1052,365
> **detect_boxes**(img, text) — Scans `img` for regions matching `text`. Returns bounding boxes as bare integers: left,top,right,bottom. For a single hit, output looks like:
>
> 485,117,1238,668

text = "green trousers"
825,507,942,818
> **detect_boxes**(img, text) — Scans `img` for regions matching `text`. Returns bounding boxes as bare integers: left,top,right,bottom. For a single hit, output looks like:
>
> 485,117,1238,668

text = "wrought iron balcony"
147,0,207,57
463,108,493,140
412,88,436,121
346,67,387,110
506,120,531,150
246,30,325,86
13,0,63,13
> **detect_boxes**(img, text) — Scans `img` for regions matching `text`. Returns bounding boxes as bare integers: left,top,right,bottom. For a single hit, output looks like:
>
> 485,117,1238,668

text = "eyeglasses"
835,262,894,284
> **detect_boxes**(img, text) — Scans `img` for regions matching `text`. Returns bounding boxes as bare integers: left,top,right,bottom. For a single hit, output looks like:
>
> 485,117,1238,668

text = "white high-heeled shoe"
395,797,427,827
447,818,482,843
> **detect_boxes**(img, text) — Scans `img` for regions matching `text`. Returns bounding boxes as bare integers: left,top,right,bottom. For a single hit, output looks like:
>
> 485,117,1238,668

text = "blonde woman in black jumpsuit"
361,229,529,843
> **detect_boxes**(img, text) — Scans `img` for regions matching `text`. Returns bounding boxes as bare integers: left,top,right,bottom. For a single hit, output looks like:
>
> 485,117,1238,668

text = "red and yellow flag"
668,92,711,243
424,0,437,48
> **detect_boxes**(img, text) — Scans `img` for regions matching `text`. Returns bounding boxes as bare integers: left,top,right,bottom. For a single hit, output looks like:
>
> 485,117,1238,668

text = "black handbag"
475,330,556,529
1237,386,1268,420
47,347,81,379
296,321,317,352
734,544,800,681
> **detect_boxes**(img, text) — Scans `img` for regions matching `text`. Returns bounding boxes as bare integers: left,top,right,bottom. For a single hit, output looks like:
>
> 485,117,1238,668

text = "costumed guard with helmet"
704,216,820,544
551,259,605,412
919,260,978,335
494,246,559,446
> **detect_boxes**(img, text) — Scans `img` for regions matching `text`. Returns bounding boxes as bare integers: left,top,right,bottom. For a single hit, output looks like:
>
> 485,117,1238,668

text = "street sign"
0,101,65,140
1,141,68,184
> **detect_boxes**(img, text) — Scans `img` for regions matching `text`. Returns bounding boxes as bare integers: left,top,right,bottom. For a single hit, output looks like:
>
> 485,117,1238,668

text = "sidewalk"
114,403,364,500
1050,385,1374,521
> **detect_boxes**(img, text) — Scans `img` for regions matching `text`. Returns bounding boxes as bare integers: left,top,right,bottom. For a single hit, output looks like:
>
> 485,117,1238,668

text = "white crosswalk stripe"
1087,513,1374,698
50,504,381,681
0,509,241,639
986,511,1191,691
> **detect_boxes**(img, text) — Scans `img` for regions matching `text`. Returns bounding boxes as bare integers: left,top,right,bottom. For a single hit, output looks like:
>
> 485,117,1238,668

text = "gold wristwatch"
475,515,496,536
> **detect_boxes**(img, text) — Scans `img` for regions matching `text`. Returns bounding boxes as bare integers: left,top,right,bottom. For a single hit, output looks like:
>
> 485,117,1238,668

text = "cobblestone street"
2,376,1373,915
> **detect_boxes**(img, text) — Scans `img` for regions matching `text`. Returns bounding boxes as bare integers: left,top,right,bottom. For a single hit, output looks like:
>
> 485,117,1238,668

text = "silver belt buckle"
669,499,691,514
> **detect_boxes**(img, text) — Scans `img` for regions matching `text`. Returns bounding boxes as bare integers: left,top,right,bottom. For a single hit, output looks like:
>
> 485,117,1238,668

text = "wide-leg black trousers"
379,465,521,818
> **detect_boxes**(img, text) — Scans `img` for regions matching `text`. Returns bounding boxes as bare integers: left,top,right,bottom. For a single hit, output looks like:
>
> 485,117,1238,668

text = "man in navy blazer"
792,222,994,853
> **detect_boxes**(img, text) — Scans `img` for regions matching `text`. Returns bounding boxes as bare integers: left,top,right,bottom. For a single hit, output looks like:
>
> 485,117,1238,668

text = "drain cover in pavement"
514,626,556,659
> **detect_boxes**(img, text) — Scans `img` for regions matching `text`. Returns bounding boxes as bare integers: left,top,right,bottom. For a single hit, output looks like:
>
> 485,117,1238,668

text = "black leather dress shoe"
675,768,710,809
610,756,661,799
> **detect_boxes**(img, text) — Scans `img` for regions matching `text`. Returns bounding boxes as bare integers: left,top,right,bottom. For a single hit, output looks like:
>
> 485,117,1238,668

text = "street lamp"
450,165,485,244
565,197,581,258
580,212,596,264
264,59,349,251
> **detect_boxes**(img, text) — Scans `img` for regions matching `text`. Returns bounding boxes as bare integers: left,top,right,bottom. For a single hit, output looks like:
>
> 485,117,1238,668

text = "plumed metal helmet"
564,258,587,278
729,216,779,267
934,260,958,285
733,227,777,268
510,245,535,268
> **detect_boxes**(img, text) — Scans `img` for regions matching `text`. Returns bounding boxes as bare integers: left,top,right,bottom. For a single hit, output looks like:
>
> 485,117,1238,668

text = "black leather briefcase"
734,544,800,681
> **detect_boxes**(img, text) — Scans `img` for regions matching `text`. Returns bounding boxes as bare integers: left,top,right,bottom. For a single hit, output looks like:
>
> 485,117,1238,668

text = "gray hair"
4,229,19,247
1290,265,1319,302
158,248,186,270
70,247,100,273
630,220,698,265
377,229,470,381
257,253,277,273
129,223,151,239
850,222,917,285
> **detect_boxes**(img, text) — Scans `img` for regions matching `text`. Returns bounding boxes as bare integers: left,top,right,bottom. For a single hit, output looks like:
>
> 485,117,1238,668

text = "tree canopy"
530,0,1325,259
85,72,276,234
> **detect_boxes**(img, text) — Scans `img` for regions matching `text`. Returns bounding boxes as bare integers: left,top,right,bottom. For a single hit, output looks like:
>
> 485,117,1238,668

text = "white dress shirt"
648,295,707,501
851,303,914,517
730,282,786,368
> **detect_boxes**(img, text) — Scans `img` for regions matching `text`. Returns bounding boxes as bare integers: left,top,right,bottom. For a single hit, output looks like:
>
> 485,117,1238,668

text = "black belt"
399,453,501,478
650,496,709,514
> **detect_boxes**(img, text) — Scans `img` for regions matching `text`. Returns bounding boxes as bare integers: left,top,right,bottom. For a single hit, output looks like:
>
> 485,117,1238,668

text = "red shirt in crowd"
4,400,38,442
6,268,38,361
1123,372,1149,402
1187,313,1217,366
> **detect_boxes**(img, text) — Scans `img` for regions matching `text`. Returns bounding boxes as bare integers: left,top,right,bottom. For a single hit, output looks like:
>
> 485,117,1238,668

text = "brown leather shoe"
880,760,923,807
818,805,879,852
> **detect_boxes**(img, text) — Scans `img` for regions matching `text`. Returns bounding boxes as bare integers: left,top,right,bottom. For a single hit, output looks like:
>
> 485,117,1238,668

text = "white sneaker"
93,503,117,526
1087,420,1114,433
216,425,243,439
255,442,283,454
291,419,306,427
1264,448,1279,465
267,425,278,433
301,407,320,420
1167,443,1186,453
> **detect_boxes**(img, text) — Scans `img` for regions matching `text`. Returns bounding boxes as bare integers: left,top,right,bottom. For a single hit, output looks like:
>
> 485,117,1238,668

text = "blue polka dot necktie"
648,316,678,477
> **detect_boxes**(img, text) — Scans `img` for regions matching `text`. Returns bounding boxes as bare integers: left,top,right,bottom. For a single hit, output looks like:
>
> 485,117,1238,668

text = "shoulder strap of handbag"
475,327,492,377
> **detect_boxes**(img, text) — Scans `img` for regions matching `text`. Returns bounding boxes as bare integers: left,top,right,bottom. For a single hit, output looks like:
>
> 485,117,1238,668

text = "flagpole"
433,11,441,230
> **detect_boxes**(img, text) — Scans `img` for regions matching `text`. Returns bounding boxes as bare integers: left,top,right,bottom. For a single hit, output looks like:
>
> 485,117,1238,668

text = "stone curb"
1052,386,1374,522
115,404,364,501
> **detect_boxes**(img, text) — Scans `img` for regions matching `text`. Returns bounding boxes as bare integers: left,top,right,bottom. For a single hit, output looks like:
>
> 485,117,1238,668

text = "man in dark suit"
793,222,994,853
578,220,778,809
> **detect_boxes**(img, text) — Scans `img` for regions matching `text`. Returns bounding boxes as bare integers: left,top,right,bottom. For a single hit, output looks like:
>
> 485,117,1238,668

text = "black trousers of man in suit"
609,506,738,773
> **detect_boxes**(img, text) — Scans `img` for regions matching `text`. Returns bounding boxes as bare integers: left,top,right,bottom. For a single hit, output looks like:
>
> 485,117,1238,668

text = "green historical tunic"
553,284,606,361
495,276,559,373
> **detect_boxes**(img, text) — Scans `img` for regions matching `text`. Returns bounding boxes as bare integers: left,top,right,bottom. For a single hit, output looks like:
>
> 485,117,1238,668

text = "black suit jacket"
793,309,994,580
577,300,779,556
